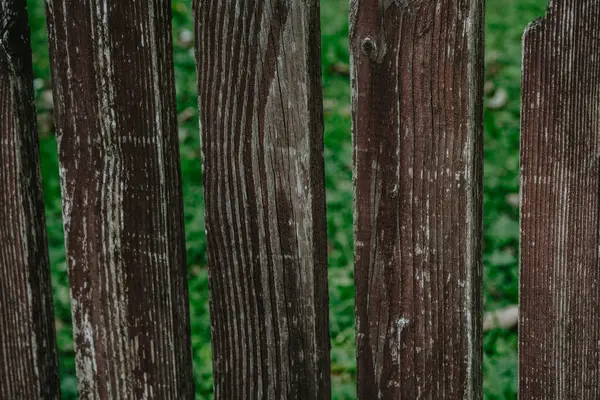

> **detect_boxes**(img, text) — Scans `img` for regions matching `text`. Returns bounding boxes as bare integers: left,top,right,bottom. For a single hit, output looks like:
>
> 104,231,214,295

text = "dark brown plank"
520,2,600,398
45,1,194,397
0,1,60,398
194,1,330,398
350,0,484,397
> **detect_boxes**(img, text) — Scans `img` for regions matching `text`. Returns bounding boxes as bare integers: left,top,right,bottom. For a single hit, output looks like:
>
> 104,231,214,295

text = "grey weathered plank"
350,0,484,398
520,2,600,398
0,1,60,398
45,1,194,398
194,0,331,398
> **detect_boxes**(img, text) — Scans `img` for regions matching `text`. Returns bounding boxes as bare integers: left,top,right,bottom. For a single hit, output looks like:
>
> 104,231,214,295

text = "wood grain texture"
194,0,330,398
45,1,194,398
350,0,484,398
0,1,60,398
520,2,600,398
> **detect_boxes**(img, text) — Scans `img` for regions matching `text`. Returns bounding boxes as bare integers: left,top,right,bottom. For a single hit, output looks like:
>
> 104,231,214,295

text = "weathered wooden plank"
0,1,60,398
194,0,330,398
45,1,194,397
520,2,600,398
350,0,484,398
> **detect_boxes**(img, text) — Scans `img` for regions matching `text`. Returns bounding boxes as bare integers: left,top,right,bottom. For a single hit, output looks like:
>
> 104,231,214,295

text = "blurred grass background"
25,0,547,398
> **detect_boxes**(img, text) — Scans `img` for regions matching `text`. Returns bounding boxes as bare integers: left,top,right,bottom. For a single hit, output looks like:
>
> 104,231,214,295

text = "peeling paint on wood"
194,0,331,398
0,1,60,398
45,1,194,398
520,2,600,398
350,0,484,398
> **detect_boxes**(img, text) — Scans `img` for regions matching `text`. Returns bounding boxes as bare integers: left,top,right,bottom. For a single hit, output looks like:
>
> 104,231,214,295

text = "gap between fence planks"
45,1,194,397
0,1,60,398
194,0,331,398
520,1,600,398
350,0,485,398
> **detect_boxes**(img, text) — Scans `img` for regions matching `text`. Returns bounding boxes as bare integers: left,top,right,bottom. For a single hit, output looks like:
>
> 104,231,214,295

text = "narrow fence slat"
0,2,60,398
520,2,600,398
45,1,194,397
194,1,330,398
350,1,484,398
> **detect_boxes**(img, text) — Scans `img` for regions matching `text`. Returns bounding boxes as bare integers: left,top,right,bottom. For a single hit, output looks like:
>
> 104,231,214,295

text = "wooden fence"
0,0,598,399
520,1,600,398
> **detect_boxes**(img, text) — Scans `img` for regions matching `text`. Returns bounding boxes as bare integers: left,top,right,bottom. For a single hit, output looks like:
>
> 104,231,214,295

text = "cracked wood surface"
520,1,600,398
194,0,331,398
45,1,194,398
350,0,484,398
0,1,60,398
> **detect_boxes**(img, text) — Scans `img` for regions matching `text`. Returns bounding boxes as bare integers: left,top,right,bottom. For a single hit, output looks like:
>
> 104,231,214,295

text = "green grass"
482,1,548,398
25,0,548,398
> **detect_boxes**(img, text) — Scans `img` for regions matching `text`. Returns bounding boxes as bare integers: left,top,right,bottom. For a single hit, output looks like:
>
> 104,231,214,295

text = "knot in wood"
360,37,378,61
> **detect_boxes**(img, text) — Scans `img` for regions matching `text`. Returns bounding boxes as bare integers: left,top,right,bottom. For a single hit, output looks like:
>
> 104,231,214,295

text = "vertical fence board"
194,1,330,398
0,2,60,398
350,0,484,397
45,1,194,397
520,2,600,398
